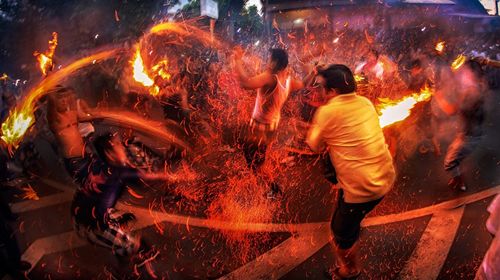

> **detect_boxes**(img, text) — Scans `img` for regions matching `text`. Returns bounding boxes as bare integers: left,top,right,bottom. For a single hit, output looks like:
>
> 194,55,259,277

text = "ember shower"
0,1,499,279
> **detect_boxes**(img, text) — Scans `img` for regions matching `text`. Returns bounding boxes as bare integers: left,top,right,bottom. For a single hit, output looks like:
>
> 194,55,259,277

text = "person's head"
93,133,129,166
268,48,288,73
409,59,423,76
367,49,379,63
464,60,483,78
3,91,16,106
316,64,357,95
49,85,75,112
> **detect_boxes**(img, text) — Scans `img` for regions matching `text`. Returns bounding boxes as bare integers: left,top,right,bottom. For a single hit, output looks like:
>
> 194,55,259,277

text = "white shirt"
251,74,291,125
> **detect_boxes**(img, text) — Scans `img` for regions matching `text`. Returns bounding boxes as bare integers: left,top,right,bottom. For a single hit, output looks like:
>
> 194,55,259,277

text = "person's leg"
330,191,382,277
323,153,338,185
243,125,268,172
75,221,140,257
0,194,16,221
444,135,481,191
444,135,466,178
64,157,88,184
0,217,31,274
97,182,125,225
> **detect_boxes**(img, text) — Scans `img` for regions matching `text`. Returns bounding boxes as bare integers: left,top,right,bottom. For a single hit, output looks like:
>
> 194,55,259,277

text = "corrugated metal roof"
402,0,455,4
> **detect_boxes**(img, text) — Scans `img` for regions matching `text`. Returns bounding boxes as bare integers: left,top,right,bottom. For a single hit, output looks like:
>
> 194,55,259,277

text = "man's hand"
473,56,489,66
313,62,327,75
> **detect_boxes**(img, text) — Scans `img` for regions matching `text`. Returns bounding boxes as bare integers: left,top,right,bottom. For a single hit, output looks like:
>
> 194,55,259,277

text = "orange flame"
451,54,467,71
377,86,433,128
354,74,365,83
131,47,172,96
132,47,154,88
0,105,34,149
151,60,171,81
148,22,222,48
435,41,445,54
33,32,58,76
2,49,119,148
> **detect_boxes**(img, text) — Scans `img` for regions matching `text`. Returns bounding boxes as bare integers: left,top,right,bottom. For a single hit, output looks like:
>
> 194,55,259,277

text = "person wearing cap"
306,64,396,279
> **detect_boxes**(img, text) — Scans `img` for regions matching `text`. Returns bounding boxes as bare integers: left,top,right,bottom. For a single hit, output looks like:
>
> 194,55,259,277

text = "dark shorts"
331,190,383,249
243,119,277,170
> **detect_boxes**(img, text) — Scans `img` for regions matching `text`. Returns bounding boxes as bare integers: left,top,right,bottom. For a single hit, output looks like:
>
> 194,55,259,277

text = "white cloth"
251,74,291,126
76,99,95,138
482,195,500,280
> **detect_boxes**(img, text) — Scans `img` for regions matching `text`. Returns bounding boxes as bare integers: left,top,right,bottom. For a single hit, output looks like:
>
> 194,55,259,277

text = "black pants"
243,141,268,171
0,215,22,274
242,121,275,171
331,190,383,249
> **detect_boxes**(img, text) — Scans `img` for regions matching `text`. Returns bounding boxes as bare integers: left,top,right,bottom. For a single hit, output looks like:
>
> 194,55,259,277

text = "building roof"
261,0,487,14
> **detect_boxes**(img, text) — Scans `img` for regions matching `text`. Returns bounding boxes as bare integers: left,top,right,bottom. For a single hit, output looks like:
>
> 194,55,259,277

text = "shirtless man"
47,86,88,179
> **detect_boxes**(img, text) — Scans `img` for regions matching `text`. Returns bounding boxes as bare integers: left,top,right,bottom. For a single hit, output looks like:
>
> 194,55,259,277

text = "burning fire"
354,74,365,83
451,54,467,71
151,60,171,81
131,47,171,96
377,86,433,128
2,49,119,149
1,105,34,149
435,41,445,54
132,47,155,87
33,32,58,76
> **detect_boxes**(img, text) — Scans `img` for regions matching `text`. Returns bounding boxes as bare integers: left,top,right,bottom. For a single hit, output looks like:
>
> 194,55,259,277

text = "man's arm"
489,59,500,68
233,47,274,90
306,108,326,153
138,170,196,183
433,90,457,115
77,99,93,121
237,71,274,90
475,57,500,68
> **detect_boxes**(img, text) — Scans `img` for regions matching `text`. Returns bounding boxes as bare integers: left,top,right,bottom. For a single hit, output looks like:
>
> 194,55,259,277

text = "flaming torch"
0,104,34,150
451,54,467,71
2,49,119,149
377,86,433,128
131,46,172,96
131,46,160,95
33,32,58,76
151,60,171,81
132,47,154,88
435,41,445,54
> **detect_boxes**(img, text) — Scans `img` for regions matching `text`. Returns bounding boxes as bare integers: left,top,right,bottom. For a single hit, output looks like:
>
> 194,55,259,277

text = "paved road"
1,90,499,280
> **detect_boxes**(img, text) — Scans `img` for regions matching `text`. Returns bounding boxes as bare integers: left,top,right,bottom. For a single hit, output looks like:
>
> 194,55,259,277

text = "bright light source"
294,18,304,24
254,40,260,46
333,37,339,43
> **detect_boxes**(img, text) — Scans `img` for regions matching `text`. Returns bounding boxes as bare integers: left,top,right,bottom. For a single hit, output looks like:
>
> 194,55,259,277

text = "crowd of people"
1,13,500,279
